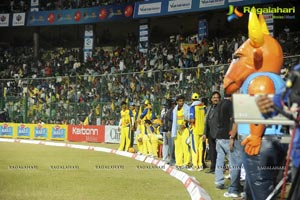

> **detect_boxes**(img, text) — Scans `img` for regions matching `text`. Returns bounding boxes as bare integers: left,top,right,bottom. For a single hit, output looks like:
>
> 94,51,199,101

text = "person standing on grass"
187,93,206,171
162,98,176,164
129,102,137,147
214,93,243,197
118,101,133,151
139,100,157,155
171,94,190,169
203,91,221,174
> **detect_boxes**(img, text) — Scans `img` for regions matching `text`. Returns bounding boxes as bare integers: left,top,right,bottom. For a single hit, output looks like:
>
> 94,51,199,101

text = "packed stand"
0,31,299,125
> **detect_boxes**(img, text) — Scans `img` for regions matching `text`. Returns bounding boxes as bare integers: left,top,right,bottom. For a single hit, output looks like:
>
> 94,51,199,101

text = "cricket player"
118,101,133,151
144,119,163,157
139,100,157,155
187,93,206,171
171,95,190,169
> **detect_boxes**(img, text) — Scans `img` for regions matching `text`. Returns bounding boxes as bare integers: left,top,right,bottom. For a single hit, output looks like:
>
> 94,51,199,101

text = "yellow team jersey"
132,110,137,121
144,109,152,121
121,109,131,128
192,105,205,135
177,108,185,126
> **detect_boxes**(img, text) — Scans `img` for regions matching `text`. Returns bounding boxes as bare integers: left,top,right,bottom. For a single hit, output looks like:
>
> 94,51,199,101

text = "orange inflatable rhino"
223,7,285,155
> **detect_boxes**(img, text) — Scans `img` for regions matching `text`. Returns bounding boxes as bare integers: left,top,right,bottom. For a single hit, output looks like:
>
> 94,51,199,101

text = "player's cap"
192,93,199,100
130,102,135,106
153,119,162,126
144,100,149,105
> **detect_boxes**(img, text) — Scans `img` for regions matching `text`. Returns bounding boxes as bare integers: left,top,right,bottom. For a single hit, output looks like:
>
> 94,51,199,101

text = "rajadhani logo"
227,5,243,22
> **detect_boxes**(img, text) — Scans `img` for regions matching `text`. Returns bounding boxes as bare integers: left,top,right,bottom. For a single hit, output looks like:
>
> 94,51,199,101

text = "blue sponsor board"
34,127,48,139
198,19,208,40
51,127,66,140
0,125,13,137
139,24,149,53
17,126,30,138
133,0,280,19
27,3,134,26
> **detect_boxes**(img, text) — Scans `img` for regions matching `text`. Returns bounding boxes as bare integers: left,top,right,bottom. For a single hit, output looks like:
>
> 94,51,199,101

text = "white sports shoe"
225,174,231,179
197,166,204,171
223,192,239,198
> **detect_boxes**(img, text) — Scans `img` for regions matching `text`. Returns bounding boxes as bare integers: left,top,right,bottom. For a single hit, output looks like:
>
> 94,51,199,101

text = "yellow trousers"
118,126,130,151
190,133,203,168
174,128,191,167
149,134,159,157
136,133,144,153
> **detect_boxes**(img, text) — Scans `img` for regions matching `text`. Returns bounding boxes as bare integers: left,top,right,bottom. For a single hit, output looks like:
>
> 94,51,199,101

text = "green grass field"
0,141,232,200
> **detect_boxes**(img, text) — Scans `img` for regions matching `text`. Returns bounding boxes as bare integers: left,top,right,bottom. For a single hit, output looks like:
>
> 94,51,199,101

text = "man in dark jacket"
162,98,176,165
203,91,221,174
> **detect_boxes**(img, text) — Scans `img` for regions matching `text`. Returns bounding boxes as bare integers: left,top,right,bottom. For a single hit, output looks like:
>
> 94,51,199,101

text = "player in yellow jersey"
171,95,190,169
139,100,157,155
118,101,133,151
144,119,163,157
187,93,206,171
135,100,148,154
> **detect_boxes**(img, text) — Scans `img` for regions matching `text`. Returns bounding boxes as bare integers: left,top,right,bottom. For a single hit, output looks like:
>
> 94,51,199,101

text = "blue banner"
17,124,30,138
27,4,134,26
139,23,149,53
34,125,48,139
84,25,94,62
133,0,280,19
0,124,13,137
198,19,208,40
51,126,66,140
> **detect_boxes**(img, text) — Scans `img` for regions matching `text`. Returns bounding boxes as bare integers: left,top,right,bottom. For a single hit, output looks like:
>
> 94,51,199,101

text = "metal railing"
1,55,299,125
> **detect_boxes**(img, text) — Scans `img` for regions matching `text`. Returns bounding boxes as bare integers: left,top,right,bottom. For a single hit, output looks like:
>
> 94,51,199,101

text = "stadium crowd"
0,29,299,125
0,2,300,198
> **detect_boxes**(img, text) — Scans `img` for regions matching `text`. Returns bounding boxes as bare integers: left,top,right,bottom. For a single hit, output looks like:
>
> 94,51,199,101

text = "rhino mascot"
223,7,287,200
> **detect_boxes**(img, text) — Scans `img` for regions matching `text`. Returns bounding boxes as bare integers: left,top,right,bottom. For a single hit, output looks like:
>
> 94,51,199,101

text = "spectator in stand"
0,31,299,124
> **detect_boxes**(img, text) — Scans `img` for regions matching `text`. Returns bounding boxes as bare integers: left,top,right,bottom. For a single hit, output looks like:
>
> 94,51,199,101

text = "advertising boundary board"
68,125,105,143
0,138,212,200
0,123,68,140
104,125,137,145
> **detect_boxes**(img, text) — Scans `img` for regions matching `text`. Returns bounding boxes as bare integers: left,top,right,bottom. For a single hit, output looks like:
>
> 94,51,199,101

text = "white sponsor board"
104,125,120,143
138,2,162,15
168,0,192,12
0,14,9,27
199,0,224,8
13,13,25,26
104,125,137,144
31,0,39,6
84,38,93,50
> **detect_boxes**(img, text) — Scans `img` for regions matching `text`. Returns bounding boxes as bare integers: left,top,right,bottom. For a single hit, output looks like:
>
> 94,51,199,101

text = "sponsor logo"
227,5,296,21
72,127,99,135
227,5,243,22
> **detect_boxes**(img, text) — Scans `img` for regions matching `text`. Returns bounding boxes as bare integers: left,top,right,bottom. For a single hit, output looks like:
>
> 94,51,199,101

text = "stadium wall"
0,122,125,144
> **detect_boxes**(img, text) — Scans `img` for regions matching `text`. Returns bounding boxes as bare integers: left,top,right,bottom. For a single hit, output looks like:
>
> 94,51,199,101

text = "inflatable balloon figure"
224,7,285,155
223,7,287,200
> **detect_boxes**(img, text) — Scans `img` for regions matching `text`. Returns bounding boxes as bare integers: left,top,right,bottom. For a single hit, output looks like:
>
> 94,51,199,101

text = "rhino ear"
253,48,263,70
259,14,270,35
248,7,264,48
